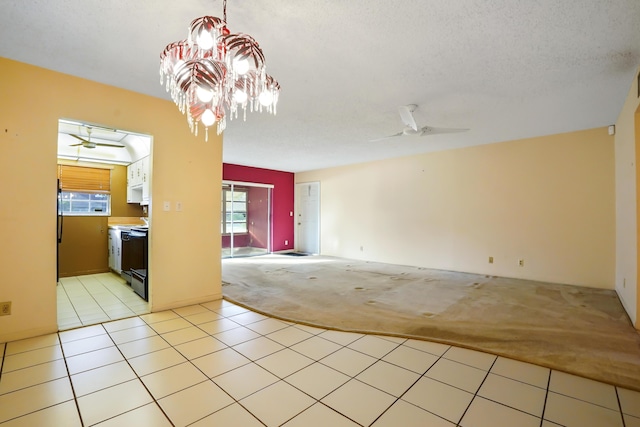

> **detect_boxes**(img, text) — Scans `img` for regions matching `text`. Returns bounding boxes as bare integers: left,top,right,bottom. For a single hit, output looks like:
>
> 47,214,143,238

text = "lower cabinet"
108,228,122,274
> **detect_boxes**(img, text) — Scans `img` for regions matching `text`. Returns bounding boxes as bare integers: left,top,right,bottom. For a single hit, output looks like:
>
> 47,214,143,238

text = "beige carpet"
222,255,640,391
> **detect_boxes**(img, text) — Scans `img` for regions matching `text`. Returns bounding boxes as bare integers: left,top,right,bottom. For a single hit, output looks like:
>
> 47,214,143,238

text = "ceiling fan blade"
398,104,418,131
369,131,404,142
95,142,125,148
69,143,83,147
70,134,90,144
420,126,469,136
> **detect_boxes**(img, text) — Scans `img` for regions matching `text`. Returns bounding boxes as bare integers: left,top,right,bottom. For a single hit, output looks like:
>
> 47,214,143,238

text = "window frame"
59,191,111,216
221,186,248,235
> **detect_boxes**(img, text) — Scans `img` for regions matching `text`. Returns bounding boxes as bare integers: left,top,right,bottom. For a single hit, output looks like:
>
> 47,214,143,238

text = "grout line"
254,332,362,426
616,387,626,427
0,342,6,383
369,346,446,426
539,368,552,427
176,306,348,425
148,307,256,423
58,281,82,328
58,273,150,332
546,379,625,413
99,315,176,427
57,331,85,427
93,273,148,317
168,307,277,426
455,355,497,425
78,274,128,321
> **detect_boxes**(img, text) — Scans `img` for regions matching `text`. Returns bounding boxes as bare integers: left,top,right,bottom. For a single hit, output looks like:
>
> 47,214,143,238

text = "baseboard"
150,292,223,312
0,324,58,344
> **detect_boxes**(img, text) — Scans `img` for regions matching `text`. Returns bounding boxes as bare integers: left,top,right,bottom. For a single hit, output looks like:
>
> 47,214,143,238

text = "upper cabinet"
129,160,143,187
127,156,150,205
141,156,149,204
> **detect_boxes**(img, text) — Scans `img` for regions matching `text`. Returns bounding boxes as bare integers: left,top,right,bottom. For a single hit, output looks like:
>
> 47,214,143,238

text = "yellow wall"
297,127,615,288
636,108,640,328
56,164,143,277
0,58,222,342
614,67,640,328
58,217,109,277
110,164,145,217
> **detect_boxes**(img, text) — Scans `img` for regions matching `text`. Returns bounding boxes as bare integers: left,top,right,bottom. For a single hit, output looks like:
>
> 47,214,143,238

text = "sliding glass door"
222,181,272,258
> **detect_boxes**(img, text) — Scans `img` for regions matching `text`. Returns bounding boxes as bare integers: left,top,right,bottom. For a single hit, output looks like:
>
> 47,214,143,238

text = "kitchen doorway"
56,119,153,330
222,181,273,258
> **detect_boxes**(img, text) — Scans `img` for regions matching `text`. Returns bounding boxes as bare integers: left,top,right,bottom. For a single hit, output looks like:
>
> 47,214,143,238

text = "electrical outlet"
285,240,288,245
0,301,11,316
518,259,524,267
488,256,494,264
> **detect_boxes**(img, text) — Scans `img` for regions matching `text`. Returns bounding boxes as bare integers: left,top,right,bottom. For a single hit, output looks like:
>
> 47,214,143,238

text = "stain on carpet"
222,254,640,391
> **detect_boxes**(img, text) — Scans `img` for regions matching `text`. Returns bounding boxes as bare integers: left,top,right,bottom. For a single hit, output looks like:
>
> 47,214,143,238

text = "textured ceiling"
1,1,639,172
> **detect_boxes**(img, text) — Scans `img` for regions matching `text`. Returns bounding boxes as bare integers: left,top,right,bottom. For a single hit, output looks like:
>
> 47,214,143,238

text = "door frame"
222,180,274,257
295,181,320,254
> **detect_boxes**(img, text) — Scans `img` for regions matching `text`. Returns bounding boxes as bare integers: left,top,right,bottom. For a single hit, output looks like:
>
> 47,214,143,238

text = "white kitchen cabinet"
128,158,143,187
127,156,150,204
127,185,142,204
128,161,136,186
141,156,149,205
127,160,141,203
108,228,122,273
108,230,114,270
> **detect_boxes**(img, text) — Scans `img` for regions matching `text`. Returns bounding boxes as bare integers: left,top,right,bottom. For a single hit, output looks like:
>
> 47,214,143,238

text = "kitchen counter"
108,216,147,229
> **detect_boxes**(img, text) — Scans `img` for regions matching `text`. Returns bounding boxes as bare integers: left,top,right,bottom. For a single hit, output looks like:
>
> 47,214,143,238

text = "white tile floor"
2,299,639,426
57,273,150,330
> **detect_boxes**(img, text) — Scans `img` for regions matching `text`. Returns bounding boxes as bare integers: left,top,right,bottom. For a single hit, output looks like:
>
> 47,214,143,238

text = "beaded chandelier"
160,0,280,140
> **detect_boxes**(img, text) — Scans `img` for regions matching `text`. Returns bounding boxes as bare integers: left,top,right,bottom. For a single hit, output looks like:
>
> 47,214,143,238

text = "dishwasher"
131,268,148,302
120,228,148,300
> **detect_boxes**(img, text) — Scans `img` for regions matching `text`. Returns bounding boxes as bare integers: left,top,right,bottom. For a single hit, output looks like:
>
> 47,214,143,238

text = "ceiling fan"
69,127,125,149
372,104,469,141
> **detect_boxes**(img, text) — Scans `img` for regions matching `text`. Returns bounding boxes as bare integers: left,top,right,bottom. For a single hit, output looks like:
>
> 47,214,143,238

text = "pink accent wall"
247,186,270,248
223,163,294,252
221,234,249,248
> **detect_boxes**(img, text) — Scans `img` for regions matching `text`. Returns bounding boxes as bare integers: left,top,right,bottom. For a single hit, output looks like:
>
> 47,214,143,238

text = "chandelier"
160,0,280,140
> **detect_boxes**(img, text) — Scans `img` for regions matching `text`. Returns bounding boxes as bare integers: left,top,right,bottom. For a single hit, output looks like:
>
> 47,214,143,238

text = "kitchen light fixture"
160,0,280,140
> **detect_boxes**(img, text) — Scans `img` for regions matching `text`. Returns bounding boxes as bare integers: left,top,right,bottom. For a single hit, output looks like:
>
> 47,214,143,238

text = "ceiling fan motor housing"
402,127,420,136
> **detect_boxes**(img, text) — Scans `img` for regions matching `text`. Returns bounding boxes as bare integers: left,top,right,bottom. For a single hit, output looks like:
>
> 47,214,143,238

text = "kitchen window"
221,187,247,233
58,164,111,216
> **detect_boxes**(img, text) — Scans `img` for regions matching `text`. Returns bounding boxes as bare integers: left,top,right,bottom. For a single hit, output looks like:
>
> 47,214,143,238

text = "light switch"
163,201,171,211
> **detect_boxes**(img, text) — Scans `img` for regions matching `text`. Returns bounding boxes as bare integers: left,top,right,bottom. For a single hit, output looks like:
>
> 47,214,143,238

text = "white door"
296,182,320,254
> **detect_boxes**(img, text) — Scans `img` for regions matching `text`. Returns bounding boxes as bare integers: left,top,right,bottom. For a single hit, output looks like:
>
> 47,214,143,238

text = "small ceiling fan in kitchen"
371,104,469,141
69,127,125,149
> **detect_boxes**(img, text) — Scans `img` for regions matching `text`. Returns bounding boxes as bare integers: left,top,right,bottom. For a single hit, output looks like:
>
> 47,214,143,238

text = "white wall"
297,127,615,289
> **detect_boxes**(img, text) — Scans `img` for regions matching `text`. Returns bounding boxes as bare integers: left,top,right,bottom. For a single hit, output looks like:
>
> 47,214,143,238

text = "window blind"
58,165,111,193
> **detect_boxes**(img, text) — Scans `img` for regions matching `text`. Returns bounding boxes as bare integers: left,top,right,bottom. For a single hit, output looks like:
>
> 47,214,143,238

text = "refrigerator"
57,179,63,282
